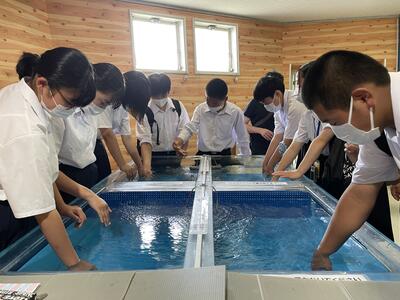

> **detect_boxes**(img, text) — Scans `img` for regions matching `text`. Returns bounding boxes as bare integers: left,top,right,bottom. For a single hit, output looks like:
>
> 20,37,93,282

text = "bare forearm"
101,129,127,169
245,123,261,134
141,143,153,169
35,210,79,267
317,183,380,255
122,135,143,170
263,134,282,165
296,139,326,175
53,183,67,211
276,141,303,172
56,172,91,200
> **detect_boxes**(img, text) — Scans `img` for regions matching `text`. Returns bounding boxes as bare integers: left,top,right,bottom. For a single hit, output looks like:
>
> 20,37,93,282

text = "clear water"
213,191,388,272
19,192,193,272
139,166,198,181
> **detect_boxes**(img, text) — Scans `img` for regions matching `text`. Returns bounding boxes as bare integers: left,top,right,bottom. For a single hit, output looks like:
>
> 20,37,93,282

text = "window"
130,11,187,73
194,20,239,74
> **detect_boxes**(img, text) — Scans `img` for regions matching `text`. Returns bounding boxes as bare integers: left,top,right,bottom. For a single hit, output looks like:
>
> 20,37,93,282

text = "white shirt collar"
389,72,400,132
19,78,49,126
149,98,174,113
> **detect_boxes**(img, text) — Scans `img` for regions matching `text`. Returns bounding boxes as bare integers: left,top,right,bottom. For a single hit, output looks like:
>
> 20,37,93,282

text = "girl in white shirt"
0,47,96,271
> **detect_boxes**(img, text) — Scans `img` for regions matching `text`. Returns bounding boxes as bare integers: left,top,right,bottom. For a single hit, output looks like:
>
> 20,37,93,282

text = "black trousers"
59,162,98,203
94,139,112,182
0,201,36,251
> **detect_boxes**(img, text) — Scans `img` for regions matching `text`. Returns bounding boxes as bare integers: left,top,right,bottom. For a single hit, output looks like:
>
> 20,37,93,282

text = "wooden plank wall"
0,1,398,170
0,0,52,87
282,18,398,87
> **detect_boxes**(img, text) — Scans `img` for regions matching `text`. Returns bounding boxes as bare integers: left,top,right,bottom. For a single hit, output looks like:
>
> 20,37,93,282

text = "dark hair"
122,71,151,122
31,47,96,107
16,52,40,79
148,73,171,98
302,50,390,110
265,71,284,82
94,63,125,109
206,78,228,100
298,61,314,79
253,71,285,101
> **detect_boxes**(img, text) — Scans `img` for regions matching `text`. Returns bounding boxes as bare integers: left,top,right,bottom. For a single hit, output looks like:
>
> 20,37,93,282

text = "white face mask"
41,89,74,119
263,95,281,113
330,96,380,145
264,102,281,113
208,105,224,113
154,98,169,107
85,102,106,115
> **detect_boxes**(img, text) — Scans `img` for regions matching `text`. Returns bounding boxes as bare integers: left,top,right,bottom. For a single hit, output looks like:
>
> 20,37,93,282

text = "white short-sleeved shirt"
178,101,251,155
293,110,330,155
97,105,131,136
352,72,400,184
136,98,190,152
51,107,98,169
274,90,307,140
0,79,58,218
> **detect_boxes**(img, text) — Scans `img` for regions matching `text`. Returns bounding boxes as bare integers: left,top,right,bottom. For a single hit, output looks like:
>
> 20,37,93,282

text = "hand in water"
68,260,97,271
272,170,302,180
142,167,153,179
311,250,332,271
121,163,137,180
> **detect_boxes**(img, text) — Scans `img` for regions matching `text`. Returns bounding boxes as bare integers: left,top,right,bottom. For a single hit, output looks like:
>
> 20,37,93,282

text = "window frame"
129,10,188,74
193,18,240,76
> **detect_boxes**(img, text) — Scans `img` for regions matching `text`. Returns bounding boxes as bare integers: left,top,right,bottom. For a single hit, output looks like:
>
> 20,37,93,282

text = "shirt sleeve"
136,114,153,146
178,106,200,143
0,133,56,218
177,101,190,133
352,142,400,184
117,109,131,136
273,112,285,135
97,106,113,129
234,109,251,155
284,100,306,140
293,111,310,143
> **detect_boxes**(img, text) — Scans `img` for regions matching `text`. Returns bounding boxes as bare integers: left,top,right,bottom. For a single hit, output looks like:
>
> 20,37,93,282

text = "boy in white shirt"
96,104,144,180
173,78,250,159
300,50,400,270
256,72,306,174
137,73,190,176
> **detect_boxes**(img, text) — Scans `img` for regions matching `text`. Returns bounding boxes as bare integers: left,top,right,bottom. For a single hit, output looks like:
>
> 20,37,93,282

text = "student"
0,47,96,270
51,63,132,203
136,73,190,176
300,50,400,271
243,76,275,155
16,52,40,80
257,72,306,174
272,129,394,242
272,62,329,182
90,66,145,181
173,78,251,157
95,70,150,179
96,105,144,180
